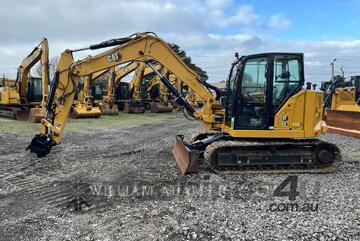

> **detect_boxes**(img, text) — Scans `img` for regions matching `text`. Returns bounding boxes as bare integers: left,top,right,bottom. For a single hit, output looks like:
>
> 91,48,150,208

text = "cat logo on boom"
107,52,121,62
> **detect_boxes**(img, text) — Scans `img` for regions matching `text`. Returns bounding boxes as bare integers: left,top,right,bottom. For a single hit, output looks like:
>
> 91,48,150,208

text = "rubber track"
204,139,341,174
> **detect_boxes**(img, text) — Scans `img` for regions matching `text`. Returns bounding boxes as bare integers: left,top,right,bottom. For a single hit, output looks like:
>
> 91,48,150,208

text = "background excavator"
27,32,341,175
70,69,108,118
321,74,360,137
94,62,139,114
0,38,49,122
123,62,163,113
146,66,174,113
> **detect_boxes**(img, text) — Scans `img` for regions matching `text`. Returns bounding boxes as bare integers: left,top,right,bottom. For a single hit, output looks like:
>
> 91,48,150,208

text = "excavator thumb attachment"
28,107,45,123
150,102,174,113
27,134,57,158
172,135,200,174
123,100,145,113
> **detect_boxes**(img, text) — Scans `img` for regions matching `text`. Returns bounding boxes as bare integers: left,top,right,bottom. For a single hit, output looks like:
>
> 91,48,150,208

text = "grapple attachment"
150,102,174,113
172,135,200,174
123,100,145,113
28,107,45,123
27,134,57,157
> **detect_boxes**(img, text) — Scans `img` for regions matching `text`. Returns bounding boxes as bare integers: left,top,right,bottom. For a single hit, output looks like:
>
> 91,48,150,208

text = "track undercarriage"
173,132,341,174
0,104,44,122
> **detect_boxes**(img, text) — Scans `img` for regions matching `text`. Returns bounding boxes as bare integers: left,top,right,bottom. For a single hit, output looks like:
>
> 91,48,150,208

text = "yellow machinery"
168,76,204,108
123,62,146,113
321,76,360,137
27,32,340,174
186,87,205,108
124,62,162,113
70,69,109,118
0,38,49,122
146,66,174,113
98,62,139,114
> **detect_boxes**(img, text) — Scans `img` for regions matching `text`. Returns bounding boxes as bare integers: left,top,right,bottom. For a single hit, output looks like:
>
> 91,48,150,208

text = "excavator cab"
174,52,339,174
350,76,360,103
27,77,43,103
91,82,104,101
115,82,130,111
224,53,304,130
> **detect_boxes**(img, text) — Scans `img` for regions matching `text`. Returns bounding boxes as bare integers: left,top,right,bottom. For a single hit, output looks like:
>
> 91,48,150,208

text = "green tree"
168,43,208,81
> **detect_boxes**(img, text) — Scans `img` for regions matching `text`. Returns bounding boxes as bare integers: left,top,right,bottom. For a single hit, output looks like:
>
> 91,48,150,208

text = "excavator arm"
17,38,49,104
114,62,139,84
27,33,222,157
99,62,139,115
129,62,146,101
128,62,161,101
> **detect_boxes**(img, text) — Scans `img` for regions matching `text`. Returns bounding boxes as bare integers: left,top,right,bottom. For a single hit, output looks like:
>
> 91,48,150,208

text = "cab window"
273,56,302,111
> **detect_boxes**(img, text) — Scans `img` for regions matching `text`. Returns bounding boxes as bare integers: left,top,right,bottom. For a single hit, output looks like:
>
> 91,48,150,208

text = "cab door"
234,56,271,129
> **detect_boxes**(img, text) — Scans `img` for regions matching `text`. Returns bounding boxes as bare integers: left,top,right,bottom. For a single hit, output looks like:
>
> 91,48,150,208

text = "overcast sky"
2,0,360,85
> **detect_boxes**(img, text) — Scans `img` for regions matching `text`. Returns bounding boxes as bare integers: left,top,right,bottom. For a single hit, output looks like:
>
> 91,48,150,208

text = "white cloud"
0,0,359,86
268,13,292,29
215,5,261,27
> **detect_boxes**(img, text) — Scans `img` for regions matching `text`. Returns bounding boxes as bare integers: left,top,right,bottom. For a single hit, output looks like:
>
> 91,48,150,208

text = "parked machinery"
321,75,360,137
146,66,174,113
96,62,139,114
123,62,162,113
70,69,109,118
0,38,49,122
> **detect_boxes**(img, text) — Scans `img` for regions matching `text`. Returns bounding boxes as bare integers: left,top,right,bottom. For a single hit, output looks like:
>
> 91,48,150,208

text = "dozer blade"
326,109,360,131
172,135,200,174
28,107,45,123
71,106,102,118
100,104,119,115
150,102,173,113
123,100,145,113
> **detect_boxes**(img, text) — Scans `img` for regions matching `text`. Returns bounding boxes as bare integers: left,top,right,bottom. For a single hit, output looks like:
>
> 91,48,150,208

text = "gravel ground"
0,112,359,241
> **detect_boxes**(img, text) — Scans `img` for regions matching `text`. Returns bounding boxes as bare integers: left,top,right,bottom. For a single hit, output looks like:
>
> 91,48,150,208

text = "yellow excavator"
146,66,174,113
96,62,139,114
321,75,360,137
70,69,110,118
0,38,49,122
124,62,162,113
27,32,341,174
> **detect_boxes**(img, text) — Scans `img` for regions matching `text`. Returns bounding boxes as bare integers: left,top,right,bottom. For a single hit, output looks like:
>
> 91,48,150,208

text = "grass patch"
0,111,180,134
